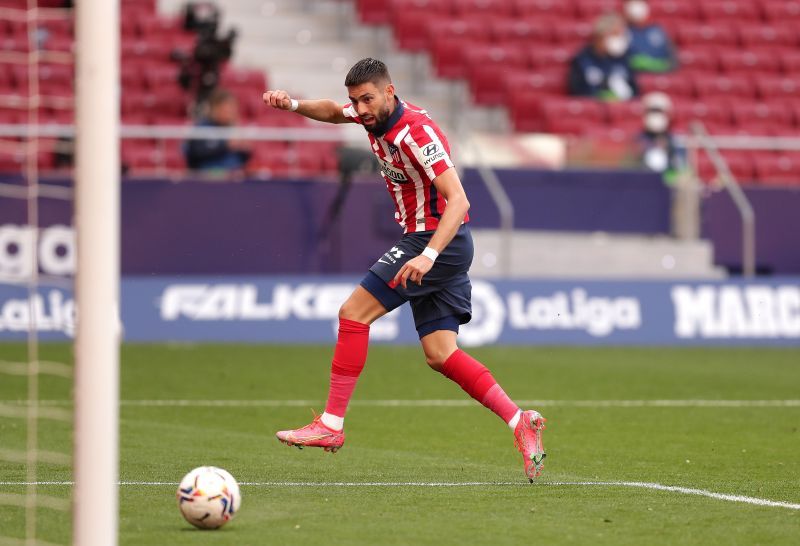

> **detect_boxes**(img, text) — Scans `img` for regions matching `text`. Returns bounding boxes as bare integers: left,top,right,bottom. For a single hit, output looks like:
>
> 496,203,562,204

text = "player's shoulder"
399,101,444,136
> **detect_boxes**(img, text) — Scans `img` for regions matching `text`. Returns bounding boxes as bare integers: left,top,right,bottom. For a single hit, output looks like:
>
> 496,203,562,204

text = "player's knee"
338,301,359,322
338,299,375,324
424,351,448,372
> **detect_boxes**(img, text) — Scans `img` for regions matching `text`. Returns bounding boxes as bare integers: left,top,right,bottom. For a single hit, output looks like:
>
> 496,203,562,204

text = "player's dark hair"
344,58,391,87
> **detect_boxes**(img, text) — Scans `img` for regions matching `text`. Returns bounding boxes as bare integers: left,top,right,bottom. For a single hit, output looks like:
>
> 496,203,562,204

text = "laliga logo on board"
672,285,800,338
507,288,641,337
0,290,75,336
459,281,506,346
0,224,76,279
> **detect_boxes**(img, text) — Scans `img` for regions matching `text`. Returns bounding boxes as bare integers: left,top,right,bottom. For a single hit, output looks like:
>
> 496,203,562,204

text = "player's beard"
363,103,393,135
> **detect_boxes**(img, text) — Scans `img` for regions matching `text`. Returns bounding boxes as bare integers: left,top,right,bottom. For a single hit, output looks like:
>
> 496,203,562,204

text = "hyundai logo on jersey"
423,143,439,157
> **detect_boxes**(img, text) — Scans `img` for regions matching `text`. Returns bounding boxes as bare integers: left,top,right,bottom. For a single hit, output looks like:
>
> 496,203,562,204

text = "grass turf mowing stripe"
2,399,800,408
1,481,798,511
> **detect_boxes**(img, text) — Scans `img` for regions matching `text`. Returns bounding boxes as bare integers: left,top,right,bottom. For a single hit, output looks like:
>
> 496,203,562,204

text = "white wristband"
421,247,439,262
289,99,299,111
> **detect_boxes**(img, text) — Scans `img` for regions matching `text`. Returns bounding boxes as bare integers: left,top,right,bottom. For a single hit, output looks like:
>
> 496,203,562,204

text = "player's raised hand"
262,90,293,110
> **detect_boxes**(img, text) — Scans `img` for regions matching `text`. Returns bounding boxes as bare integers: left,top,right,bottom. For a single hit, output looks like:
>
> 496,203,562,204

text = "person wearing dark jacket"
184,89,252,171
568,13,639,101
622,0,678,73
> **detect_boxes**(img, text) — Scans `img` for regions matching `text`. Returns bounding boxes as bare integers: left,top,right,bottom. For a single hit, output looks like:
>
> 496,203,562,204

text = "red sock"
439,349,520,424
324,318,370,418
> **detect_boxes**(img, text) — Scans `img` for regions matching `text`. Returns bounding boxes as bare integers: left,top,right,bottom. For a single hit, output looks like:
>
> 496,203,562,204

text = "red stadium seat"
753,154,800,186
573,0,617,19
137,16,185,39
469,72,520,106
673,99,732,127
452,0,513,17
504,69,566,105
737,23,798,48
489,17,555,45
718,50,782,75
144,65,181,91
692,74,755,99
755,76,800,100
465,45,528,105
545,117,590,136
761,1,800,23
540,97,604,132
121,41,160,61
0,107,23,125
162,140,186,170
676,23,737,47
638,73,694,97
356,0,392,24
605,100,645,125
37,18,73,39
430,36,474,79
220,67,267,91
581,124,640,143
780,50,800,74
40,34,73,53
508,92,543,132
677,48,720,72
512,0,575,17
392,11,435,52
435,18,490,41
121,111,151,125
699,1,760,22
730,101,795,129
390,0,449,11
527,46,574,68
550,22,593,46
696,152,756,183
649,1,700,22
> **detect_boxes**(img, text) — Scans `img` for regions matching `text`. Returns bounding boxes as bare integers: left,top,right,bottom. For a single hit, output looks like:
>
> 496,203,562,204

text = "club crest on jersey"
388,144,402,163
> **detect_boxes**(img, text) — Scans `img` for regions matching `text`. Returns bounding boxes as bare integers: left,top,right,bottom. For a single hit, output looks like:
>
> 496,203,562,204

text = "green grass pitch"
1,344,799,545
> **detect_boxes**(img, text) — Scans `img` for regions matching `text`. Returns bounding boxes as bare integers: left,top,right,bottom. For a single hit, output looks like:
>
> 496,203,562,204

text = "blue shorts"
360,224,473,338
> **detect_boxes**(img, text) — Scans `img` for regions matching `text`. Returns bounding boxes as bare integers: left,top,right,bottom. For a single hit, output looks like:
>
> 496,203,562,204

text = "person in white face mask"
636,92,687,183
568,13,640,100
622,0,679,73
635,92,697,239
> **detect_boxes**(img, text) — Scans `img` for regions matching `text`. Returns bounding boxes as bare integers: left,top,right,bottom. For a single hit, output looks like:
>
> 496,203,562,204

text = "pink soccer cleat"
276,415,345,453
513,410,547,482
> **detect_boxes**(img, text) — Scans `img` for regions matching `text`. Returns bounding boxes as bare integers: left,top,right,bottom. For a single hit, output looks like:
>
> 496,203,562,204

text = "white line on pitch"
0,480,798,510
2,399,800,408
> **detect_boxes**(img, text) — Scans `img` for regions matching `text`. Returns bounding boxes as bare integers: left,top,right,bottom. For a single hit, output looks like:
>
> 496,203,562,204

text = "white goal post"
73,0,121,544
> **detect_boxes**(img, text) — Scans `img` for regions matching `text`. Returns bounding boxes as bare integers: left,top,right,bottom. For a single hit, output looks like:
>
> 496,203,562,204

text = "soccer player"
263,58,546,481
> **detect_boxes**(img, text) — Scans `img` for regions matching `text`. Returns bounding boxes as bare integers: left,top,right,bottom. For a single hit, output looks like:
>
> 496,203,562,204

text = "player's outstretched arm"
262,90,349,124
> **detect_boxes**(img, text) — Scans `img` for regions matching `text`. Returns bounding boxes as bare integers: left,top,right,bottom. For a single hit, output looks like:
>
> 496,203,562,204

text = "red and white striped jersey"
342,98,469,233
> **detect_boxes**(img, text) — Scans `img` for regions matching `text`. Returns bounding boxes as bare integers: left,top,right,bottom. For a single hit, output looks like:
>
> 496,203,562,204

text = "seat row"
357,0,800,25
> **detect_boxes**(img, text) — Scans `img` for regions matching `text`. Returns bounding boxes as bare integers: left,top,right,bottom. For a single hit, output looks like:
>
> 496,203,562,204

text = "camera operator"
175,2,238,109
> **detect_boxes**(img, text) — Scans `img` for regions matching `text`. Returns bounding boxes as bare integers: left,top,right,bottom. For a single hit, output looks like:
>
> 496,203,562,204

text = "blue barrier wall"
1,171,798,274
2,276,798,346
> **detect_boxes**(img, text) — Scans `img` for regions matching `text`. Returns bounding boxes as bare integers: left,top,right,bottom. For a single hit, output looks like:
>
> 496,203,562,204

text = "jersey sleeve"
403,124,455,181
342,103,363,125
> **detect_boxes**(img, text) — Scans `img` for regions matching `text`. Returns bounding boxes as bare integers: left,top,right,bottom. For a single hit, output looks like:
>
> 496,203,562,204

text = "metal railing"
680,125,783,278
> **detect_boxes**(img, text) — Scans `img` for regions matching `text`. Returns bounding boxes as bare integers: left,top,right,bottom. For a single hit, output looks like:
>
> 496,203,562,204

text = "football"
176,466,241,529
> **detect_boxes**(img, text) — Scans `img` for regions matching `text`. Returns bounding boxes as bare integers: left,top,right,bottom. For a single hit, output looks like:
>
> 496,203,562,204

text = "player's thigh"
339,285,389,325
419,329,458,371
